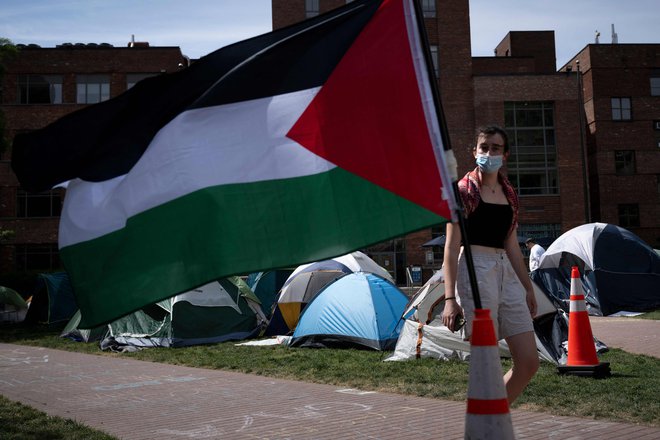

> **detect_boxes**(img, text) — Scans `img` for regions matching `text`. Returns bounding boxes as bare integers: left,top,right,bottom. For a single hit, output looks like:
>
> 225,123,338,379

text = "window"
618,204,640,228
421,0,436,17
15,244,61,272
305,0,319,18
517,223,560,257
504,101,558,195
651,76,660,96
76,74,110,103
614,150,636,175
126,73,157,90
17,189,62,217
428,225,446,263
430,45,439,78
611,97,631,121
363,238,405,284
17,74,63,104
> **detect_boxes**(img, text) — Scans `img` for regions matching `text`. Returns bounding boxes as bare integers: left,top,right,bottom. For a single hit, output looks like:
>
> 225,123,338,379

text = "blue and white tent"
532,223,660,316
265,251,393,336
289,272,408,350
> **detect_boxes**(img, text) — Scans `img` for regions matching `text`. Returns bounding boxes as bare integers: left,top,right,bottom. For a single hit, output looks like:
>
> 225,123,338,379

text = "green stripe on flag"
64,168,447,327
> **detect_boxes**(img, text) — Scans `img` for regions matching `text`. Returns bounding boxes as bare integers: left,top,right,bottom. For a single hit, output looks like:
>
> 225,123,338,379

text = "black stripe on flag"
11,0,382,192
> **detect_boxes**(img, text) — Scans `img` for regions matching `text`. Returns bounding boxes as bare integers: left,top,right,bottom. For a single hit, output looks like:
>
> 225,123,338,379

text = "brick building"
562,44,660,246
0,42,187,273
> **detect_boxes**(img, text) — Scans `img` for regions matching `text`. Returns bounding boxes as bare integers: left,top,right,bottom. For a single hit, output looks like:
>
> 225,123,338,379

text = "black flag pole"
411,0,482,309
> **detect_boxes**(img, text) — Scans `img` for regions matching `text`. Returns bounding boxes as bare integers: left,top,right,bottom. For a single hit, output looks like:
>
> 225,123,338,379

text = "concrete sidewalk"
1,342,658,440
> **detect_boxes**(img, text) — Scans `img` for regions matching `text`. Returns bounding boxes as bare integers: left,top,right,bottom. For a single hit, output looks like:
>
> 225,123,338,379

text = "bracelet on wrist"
445,297,456,301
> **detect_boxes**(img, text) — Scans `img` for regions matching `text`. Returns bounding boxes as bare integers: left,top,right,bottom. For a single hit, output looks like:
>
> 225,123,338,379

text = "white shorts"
456,246,534,341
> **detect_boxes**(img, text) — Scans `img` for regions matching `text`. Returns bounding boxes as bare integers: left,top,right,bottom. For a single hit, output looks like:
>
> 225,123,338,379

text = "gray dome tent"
531,223,660,316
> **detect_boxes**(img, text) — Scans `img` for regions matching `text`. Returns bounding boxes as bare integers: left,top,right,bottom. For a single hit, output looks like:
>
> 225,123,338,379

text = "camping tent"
60,310,109,342
386,271,578,364
0,286,29,323
265,266,348,335
289,272,408,350
23,272,77,324
265,251,392,335
246,269,295,316
100,277,267,348
532,223,660,316
287,251,393,282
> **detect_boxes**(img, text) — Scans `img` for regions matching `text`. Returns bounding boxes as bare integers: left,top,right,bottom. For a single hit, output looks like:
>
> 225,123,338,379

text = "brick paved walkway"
1,342,658,440
589,316,660,358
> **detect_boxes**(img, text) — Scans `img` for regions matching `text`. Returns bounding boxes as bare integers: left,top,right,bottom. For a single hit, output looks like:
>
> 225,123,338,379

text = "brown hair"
475,125,509,153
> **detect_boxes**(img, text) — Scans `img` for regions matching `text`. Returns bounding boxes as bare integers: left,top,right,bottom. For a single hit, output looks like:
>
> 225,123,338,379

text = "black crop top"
463,201,513,249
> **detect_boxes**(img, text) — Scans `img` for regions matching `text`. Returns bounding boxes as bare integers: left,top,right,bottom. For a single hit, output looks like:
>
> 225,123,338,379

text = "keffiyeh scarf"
458,167,519,236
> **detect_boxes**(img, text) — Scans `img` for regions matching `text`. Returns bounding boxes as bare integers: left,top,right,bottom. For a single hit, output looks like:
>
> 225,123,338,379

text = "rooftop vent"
128,34,149,48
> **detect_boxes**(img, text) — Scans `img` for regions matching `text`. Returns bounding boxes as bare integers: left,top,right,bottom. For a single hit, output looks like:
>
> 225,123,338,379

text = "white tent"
534,222,660,315
386,271,568,364
265,251,393,335
287,251,393,283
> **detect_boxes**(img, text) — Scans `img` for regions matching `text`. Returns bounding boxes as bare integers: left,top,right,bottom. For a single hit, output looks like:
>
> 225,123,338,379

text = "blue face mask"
476,154,503,173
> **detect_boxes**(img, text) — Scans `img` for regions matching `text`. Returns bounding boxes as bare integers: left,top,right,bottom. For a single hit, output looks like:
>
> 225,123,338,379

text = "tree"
0,227,15,242
0,38,18,155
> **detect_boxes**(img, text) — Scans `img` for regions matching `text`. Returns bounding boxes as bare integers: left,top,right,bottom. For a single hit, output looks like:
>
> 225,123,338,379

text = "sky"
1,0,658,68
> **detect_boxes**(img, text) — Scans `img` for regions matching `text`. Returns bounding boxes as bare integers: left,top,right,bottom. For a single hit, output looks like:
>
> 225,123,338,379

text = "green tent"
0,286,29,323
101,277,267,348
24,272,77,324
60,310,109,342
246,269,294,315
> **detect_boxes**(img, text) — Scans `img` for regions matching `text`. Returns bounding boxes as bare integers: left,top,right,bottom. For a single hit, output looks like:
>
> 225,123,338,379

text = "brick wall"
0,45,186,272
565,44,660,246
495,31,556,73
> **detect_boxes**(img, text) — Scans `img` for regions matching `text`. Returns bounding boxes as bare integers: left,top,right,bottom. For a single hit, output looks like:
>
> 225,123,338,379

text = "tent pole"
410,0,482,309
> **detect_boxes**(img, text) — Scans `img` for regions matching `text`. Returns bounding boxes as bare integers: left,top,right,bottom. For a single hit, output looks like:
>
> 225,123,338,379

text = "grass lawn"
637,309,660,320
1,315,659,440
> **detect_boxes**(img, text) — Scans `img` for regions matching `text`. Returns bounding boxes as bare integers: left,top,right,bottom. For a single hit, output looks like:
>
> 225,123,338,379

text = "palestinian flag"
11,0,456,327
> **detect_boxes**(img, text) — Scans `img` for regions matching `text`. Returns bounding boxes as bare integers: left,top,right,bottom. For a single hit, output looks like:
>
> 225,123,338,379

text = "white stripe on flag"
60,87,334,247
402,0,457,213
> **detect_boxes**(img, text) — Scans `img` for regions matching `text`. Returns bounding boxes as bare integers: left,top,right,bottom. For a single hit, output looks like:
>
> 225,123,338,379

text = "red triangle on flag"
287,0,449,218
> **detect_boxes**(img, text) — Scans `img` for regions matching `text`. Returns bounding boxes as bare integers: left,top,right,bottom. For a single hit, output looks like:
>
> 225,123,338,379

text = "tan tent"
265,251,392,335
386,271,569,364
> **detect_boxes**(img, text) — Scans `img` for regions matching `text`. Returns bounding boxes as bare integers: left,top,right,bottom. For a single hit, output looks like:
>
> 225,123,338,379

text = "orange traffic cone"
465,308,515,439
557,266,610,378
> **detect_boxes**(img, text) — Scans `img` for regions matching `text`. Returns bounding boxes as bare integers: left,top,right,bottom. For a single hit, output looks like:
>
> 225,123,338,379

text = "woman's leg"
503,331,539,404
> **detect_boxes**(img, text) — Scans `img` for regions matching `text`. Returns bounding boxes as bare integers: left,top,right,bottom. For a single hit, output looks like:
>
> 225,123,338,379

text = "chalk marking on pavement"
92,375,205,391
336,388,377,395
